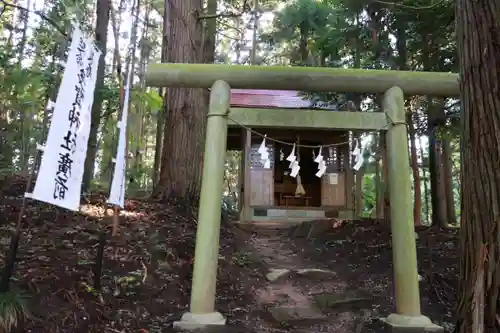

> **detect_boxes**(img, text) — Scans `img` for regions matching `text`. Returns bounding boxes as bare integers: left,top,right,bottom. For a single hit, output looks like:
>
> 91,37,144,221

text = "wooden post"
343,144,354,214
239,129,252,223
355,167,364,218
382,86,441,331
174,80,230,329
238,131,245,213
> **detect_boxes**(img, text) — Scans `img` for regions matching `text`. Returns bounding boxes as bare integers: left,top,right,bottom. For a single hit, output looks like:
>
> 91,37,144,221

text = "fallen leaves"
0,176,265,333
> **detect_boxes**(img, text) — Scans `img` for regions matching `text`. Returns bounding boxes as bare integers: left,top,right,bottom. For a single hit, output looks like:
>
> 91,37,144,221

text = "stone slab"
380,314,444,333
314,292,374,311
268,306,327,324
295,268,336,279
173,312,226,331
266,268,292,282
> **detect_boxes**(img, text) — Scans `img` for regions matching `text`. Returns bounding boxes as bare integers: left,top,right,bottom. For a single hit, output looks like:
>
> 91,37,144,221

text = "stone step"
267,305,328,325
266,268,337,282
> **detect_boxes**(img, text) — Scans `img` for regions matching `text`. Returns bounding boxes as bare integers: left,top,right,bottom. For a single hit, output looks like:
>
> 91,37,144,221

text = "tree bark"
203,0,217,64
408,112,422,226
17,0,31,173
250,0,259,65
395,19,421,226
455,0,500,332
381,135,390,223
429,136,448,228
436,140,448,227
418,136,430,224
0,19,16,172
428,100,448,228
153,0,206,202
442,138,456,224
349,16,363,217
82,0,111,192
132,0,151,178
375,142,383,220
299,22,309,64
152,99,164,186
355,168,364,218
110,0,126,75
153,0,170,186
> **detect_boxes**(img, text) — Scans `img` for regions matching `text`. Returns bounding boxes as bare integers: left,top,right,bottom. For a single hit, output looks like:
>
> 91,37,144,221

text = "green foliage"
0,0,165,195
362,173,376,216
0,291,30,333
135,89,163,113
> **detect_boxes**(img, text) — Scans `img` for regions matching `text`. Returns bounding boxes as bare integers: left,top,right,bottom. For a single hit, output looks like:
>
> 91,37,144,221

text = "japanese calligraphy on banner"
30,27,101,211
107,63,132,208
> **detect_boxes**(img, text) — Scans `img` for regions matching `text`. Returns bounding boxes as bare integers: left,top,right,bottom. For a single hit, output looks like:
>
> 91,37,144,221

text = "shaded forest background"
0,0,459,227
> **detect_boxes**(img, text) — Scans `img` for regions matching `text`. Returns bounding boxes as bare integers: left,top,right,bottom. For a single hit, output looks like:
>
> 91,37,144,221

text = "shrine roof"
230,89,313,109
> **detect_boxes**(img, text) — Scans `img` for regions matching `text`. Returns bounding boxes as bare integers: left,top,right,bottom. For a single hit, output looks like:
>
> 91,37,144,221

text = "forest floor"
0,175,458,333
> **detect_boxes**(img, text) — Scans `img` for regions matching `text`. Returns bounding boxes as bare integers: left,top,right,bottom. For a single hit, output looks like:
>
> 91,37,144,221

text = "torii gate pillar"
173,80,231,330
382,87,443,332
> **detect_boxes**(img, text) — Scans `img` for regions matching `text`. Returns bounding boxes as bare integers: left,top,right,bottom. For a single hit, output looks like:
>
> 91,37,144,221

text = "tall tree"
82,0,111,192
455,1,500,332
441,138,456,224
203,0,217,64
153,0,206,202
394,16,421,226
428,100,448,227
153,0,170,186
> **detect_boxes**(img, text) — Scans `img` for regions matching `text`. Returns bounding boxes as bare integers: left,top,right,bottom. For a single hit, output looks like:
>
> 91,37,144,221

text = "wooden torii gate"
145,64,459,332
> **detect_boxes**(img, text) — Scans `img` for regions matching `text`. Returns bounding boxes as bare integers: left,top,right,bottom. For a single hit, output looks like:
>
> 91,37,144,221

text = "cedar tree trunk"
454,0,500,332
153,0,206,202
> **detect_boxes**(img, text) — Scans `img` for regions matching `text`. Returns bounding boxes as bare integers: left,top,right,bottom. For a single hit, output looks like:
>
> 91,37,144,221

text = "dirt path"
243,223,380,333
0,176,457,333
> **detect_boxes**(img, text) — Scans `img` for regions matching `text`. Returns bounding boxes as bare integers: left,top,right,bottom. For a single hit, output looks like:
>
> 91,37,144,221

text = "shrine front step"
251,208,327,223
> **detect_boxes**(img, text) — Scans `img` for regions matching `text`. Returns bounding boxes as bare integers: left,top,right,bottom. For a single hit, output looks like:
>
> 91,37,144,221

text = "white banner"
107,63,132,208
30,27,101,211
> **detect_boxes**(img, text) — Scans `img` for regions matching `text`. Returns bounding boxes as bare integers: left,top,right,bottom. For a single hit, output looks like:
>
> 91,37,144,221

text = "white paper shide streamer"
30,27,101,211
258,135,271,169
253,135,358,179
286,144,300,178
351,139,365,171
314,146,326,178
107,64,132,208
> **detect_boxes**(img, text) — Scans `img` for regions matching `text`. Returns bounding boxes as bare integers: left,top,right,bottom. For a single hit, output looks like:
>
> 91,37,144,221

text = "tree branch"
198,12,245,20
216,30,240,41
218,19,246,35
0,0,67,36
197,0,250,20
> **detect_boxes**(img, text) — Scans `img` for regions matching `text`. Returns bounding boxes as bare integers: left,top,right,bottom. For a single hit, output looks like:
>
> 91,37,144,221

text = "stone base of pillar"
173,312,226,330
380,314,443,333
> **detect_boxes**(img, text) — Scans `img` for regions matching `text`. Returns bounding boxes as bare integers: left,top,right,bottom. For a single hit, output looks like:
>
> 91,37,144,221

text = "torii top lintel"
145,63,459,97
